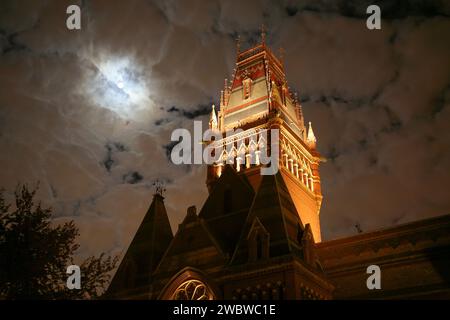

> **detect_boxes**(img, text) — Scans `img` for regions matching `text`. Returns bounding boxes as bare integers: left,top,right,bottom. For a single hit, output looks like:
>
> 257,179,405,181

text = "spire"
278,47,285,69
270,80,282,109
152,179,166,197
307,121,317,149
236,34,241,55
209,104,218,129
154,203,228,274
220,90,224,109
261,24,266,45
223,78,230,106
301,224,316,266
180,205,198,227
106,191,173,298
231,173,303,264
294,93,304,122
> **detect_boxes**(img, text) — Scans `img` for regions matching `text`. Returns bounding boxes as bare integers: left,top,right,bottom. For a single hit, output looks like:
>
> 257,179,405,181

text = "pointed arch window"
247,218,270,261
172,279,213,300
159,268,218,300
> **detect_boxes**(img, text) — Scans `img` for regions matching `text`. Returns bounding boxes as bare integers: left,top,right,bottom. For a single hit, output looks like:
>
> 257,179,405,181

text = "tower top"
206,41,323,241
152,179,166,197
260,24,266,45
209,104,218,129
220,37,308,142
307,121,317,149
236,34,241,54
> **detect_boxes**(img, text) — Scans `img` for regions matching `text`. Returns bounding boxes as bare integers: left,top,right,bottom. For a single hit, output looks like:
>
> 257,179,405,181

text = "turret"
209,104,218,130
307,121,317,150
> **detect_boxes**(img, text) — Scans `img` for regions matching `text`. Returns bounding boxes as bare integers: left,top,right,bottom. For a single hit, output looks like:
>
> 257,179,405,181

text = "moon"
86,57,151,119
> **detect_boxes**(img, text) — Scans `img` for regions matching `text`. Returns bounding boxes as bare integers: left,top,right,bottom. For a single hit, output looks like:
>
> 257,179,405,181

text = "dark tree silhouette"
0,184,118,299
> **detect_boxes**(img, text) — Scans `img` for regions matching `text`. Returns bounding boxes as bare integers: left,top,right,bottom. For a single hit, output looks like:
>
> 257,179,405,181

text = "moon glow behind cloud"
86,56,151,119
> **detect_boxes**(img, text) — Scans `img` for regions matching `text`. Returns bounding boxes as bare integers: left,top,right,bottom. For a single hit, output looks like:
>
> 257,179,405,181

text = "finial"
187,205,197,217
152,179,166,197
209,104,218,129
307,121,317,149
236,34,241,54
261,24,266,45
279,47,285,66
224,78,230,94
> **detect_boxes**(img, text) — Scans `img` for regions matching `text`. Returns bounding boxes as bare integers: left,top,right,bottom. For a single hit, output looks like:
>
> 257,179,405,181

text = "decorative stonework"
300,283,325,300
232,281,285,300
106,31,450,301
280,134,316,193
172,279,214,300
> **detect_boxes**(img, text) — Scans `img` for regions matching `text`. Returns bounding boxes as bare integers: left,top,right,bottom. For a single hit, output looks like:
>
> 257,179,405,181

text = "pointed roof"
199,165,255,255
221,38,307,143
183,205,198,225
230,172,304,264
154,206,227,274
209,104,218,129
106,193,173,296
270,80,283,106
199,165,254,220
307,121,317,149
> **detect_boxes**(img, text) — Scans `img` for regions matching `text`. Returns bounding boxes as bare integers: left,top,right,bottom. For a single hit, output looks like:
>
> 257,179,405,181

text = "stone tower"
105,31,450,301
206,32,323,241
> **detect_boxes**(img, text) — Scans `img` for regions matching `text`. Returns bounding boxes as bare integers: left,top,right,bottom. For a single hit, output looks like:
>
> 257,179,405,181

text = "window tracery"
172,279,214,300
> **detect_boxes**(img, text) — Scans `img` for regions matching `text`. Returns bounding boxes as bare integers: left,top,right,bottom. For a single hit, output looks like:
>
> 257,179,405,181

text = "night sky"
1,0,449,263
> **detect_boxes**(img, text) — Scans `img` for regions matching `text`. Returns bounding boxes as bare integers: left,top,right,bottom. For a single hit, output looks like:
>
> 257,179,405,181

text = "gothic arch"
247,217,270,261
158,267,220,300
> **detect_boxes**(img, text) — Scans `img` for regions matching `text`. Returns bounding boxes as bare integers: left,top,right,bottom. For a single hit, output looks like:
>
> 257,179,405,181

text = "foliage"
0,184,118,299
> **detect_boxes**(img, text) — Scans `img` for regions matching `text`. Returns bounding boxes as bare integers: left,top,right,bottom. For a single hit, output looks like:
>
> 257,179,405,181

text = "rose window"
171,279,213,300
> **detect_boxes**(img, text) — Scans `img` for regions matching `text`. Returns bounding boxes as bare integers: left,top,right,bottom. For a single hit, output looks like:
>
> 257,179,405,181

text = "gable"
231,172,304,264
154,214,227,274
106,194,173,296
199,165,254,220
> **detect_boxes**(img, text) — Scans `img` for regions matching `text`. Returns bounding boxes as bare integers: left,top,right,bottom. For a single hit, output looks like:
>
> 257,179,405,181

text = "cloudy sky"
1,0,449,261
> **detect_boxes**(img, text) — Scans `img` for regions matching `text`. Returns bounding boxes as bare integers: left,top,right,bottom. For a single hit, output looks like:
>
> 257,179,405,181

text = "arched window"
172,279,214,300
159,268,218,300
248,218,269,261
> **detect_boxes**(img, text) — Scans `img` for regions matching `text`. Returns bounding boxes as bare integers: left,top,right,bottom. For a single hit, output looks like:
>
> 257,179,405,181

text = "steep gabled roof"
230,172,303,264
199,165,254,220
107,193,173,296
203,209,249,257
197,165,255,256
153,206,227,275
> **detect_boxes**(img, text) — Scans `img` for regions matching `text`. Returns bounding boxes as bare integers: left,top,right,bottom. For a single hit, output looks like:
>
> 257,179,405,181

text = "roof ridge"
229,173,301,264
273,173,294,252
106,193,173,297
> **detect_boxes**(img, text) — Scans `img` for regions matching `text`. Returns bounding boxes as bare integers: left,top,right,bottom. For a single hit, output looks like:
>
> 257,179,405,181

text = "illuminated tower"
206,31,323,241
107,30,450,301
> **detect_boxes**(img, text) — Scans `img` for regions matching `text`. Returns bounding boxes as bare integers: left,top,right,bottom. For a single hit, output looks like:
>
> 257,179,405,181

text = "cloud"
0,0,449,269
